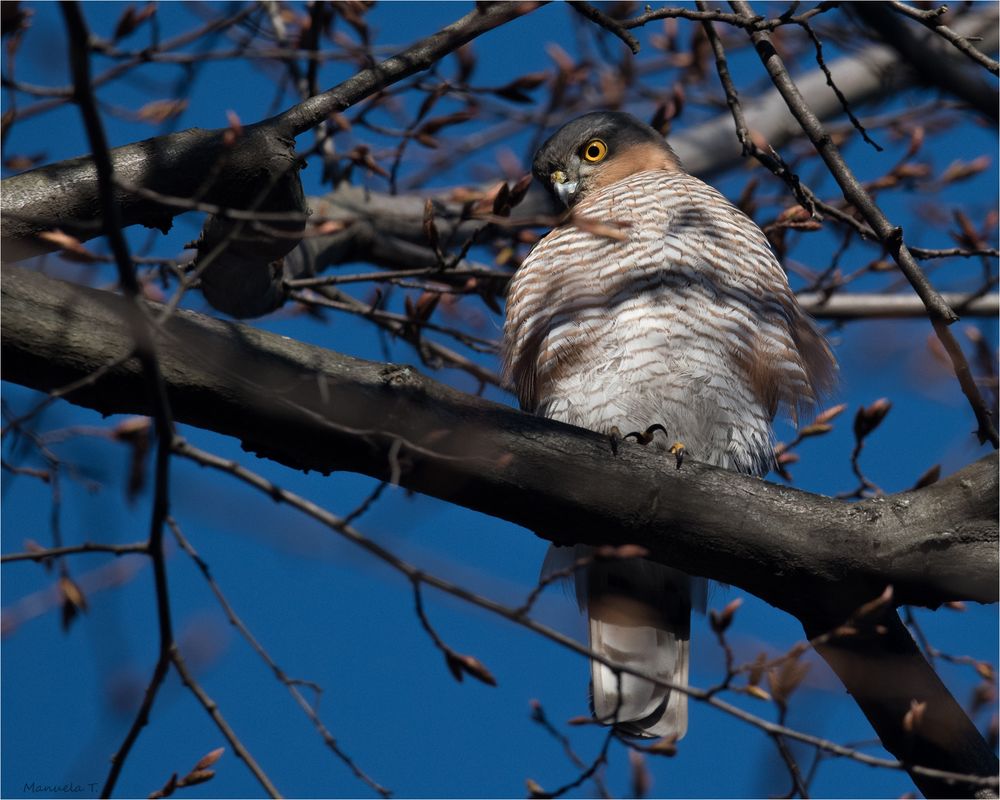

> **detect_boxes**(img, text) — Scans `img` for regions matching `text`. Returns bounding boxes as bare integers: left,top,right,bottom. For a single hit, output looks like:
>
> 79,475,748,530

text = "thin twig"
170,646,281,799
568,2,640,54
730,0,999,447
172,437,1000,791
529,700,611,799
2,541,148,564
797,20,882,152
885,0,999,75
697,3,817,214
59,6,183,797
166,517,391,796
772,719,811,799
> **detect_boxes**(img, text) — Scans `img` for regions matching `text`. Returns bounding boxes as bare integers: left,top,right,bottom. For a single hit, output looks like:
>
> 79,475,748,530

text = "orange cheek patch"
587,143,683,194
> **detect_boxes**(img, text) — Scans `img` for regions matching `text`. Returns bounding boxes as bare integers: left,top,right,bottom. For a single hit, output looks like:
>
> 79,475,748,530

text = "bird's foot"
608,426,624,455
668,441,686,469
623,423,668,446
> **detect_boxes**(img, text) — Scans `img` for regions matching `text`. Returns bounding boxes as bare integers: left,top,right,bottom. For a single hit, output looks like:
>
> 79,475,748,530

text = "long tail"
544,545,700,739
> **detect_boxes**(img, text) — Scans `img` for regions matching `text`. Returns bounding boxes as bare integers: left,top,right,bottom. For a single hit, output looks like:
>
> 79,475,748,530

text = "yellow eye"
582,139,608,163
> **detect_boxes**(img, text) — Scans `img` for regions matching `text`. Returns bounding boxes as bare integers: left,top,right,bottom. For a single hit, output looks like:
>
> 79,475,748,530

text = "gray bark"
3,264,996,614
4,264,998,798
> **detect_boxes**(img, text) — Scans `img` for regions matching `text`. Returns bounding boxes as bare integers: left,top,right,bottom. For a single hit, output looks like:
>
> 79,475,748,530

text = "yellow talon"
668,442,686,469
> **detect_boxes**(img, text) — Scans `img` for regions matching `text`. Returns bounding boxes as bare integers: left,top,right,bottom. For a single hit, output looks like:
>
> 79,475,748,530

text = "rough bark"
288,6,1000,296
0,2,541,262
4,264,998,797
3,264,996,615
804,608,999,800
4,5,996,269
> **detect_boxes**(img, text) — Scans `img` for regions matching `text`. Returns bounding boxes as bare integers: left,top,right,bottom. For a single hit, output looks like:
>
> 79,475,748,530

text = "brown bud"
797,422,833,438
904,126,925,158
813,403,847,425
709,597,742,634
178,770,215,788
853,398,892,440
445,651,497,687
114,2,157,41
902,699,926,733
854,585,894,620
492,182,512,217
767,657,810,710
508,174,533,210
939,156,990,184
192,748,224,771
744,685,771,702
748,653,767,687
222,110,243,147
137,99,188,125
911,464,941,490
37,229,103,263
644,735,678,756
59,575,88,615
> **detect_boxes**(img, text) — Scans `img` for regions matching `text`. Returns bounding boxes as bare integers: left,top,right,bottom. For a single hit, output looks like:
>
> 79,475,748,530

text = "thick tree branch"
268,2,544,138
4,266,997,797
795,291,999,319
804,607,999,800
286,7,998,288
4,5,996,266
0,2,542,262
3,265,996,615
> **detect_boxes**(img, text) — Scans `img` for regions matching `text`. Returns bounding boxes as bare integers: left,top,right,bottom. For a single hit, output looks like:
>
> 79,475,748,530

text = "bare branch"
796,292,999,319
169,647,281,799
884,1,999,76
3,266,996,614
568,2,641,54
730,0,999,447
1,3,542,262
271,2,545,138
167,517,390,797
166,437,997,793
1,541,148,564
60,6,181,796
849,2,999,122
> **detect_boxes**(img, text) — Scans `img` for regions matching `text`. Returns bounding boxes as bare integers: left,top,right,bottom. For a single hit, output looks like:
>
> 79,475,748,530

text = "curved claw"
608,425,624,456
623,423,668,446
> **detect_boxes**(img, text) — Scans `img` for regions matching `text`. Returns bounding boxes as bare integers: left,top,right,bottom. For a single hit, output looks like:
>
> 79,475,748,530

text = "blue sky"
2,3,997,799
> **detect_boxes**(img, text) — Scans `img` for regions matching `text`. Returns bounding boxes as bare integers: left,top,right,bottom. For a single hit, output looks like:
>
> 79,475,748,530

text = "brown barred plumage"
502,112,835,739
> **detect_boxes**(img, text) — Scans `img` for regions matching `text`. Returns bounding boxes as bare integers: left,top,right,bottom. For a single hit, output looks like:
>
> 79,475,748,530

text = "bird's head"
532,111,682,208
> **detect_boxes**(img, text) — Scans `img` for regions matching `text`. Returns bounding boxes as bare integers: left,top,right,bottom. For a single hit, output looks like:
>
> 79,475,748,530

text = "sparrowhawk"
502,111,836,739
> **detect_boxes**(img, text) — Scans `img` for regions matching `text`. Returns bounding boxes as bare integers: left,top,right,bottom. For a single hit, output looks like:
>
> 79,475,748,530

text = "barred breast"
502,169,833,476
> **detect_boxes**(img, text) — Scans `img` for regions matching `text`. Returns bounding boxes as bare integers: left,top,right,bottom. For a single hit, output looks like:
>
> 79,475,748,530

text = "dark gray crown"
532,111,676,180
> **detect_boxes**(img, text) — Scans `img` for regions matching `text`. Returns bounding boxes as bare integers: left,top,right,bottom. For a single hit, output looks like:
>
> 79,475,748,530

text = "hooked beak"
550,170,578,207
